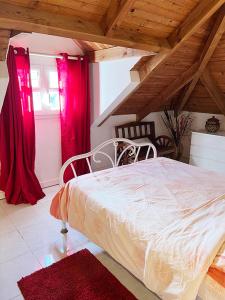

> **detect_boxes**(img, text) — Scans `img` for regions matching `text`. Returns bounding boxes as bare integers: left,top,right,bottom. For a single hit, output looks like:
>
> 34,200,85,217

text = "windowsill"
34,111,60,120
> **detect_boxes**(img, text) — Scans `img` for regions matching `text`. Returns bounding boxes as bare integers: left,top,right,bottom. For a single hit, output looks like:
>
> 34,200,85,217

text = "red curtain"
56,54,90,182
0,46,45,205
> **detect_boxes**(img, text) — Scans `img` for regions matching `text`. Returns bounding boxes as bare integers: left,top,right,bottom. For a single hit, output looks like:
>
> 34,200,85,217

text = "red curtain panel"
0,46,45,205
56,54,90,182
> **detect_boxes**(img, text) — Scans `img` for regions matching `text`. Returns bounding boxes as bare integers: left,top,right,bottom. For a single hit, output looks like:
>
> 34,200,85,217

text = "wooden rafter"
137,62,200,120
177,5,225,112
88,46,154,62
74,39,113,53
102,0,136,37
0,1,170,53
200,67,225,115
108,0,225,123
0,29,10,61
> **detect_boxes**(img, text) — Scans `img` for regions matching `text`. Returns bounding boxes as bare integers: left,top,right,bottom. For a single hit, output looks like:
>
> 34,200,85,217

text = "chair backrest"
59,138,157,187
115,121,156,142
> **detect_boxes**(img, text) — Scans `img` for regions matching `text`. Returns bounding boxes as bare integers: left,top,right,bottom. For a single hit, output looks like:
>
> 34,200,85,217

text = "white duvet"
51,158,225,299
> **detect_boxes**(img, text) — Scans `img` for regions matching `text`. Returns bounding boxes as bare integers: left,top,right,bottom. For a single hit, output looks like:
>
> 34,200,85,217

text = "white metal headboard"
59,138,157,187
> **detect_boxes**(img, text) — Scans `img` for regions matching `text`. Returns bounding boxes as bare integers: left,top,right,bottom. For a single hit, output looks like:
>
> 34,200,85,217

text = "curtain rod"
29,52,84,60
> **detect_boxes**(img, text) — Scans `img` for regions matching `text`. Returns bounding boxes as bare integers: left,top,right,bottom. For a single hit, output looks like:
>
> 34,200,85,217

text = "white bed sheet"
51,158,225,299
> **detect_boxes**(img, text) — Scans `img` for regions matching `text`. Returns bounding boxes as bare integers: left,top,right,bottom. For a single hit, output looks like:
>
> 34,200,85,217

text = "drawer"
190,144,225,162
191,132,225,151
190,155,225,175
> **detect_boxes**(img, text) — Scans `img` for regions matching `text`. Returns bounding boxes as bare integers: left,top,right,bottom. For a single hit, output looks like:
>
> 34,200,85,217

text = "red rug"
18,249,137,300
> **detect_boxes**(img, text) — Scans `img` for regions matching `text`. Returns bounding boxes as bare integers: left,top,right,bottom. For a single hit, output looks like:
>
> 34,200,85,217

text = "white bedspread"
51,158,225,300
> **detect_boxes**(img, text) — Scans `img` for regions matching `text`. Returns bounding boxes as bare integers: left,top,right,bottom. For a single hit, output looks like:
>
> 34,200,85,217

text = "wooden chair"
115,122,175,163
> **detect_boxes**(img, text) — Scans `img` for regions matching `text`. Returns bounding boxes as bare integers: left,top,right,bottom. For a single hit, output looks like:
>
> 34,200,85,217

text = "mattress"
51,157,225,299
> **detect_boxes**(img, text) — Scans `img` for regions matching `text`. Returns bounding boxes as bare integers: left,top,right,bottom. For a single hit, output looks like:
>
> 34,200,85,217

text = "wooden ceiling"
0,0,210,54
112,5,225,120
0,0,225,119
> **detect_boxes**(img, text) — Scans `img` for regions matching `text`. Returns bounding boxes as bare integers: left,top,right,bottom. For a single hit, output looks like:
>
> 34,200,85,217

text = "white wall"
30,55,62,188
99,57,140,113
190,112,225,131
11,33,83,56
34,114,61,187
143,112,168,137
90,63,100,124
90,56,141,170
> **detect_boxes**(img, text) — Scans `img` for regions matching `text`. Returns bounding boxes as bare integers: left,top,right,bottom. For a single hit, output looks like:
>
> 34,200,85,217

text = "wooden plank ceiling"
0,0,225,118
112,3,225,120
0,0,204,60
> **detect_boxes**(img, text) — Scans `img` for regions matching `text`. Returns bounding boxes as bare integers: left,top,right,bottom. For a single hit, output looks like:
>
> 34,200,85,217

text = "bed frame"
59,138,157,233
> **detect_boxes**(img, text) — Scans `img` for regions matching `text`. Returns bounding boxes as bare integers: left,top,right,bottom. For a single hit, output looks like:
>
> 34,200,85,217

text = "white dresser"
189,131,225,175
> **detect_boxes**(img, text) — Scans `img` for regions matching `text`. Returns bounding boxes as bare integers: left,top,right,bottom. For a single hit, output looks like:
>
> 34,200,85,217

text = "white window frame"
31,62,60,117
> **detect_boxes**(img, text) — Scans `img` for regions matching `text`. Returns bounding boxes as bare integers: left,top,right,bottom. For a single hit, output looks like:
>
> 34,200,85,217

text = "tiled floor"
0,186,159,300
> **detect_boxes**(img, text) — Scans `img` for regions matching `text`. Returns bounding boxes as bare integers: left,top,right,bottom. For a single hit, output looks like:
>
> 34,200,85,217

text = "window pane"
33,92,42,111
49,71,59,88
49,90,60,110
31,69,40,88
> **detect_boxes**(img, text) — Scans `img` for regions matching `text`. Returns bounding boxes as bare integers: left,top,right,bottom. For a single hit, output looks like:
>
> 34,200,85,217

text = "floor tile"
0,186,59,231
10,295,24,300
0,231,30,264
0,207,16,235
33,239,77,268
31,229,88,267
0,252,41,300
18,222,61,251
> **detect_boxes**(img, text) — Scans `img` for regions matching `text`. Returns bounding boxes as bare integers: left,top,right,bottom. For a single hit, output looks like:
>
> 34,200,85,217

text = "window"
30,65,60,112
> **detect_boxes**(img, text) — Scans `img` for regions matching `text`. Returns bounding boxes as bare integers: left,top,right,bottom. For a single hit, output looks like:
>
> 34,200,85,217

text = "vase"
205,116,220,133
174,143,183,161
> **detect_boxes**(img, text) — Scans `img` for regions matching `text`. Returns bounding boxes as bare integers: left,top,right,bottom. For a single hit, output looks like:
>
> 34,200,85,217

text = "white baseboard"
0,190,5,200
40,178,59,189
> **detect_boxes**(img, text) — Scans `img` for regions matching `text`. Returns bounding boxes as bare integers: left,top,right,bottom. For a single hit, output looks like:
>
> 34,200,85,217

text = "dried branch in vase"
162,109,192,160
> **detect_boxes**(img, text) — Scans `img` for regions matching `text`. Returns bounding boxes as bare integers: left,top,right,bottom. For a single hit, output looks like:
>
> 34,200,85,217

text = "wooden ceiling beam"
0,2,169,53
89,46,154,62
0,29,10,61
177,5,225,112
200,68,225,115
102,0,136,37
137,62,200,120
73,39,114,53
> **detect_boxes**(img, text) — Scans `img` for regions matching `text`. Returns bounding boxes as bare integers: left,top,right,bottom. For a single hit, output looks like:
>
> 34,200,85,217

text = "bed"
50,138,225,300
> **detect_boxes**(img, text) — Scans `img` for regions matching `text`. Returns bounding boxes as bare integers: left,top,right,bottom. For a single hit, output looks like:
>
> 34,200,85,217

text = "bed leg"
61,221,68,234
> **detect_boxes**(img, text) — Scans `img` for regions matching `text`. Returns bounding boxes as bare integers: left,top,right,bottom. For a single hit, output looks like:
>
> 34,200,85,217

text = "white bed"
50,139,225,300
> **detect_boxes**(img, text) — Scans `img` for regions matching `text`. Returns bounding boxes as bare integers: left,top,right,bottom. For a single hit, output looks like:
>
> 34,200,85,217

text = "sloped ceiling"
112,12,225,120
